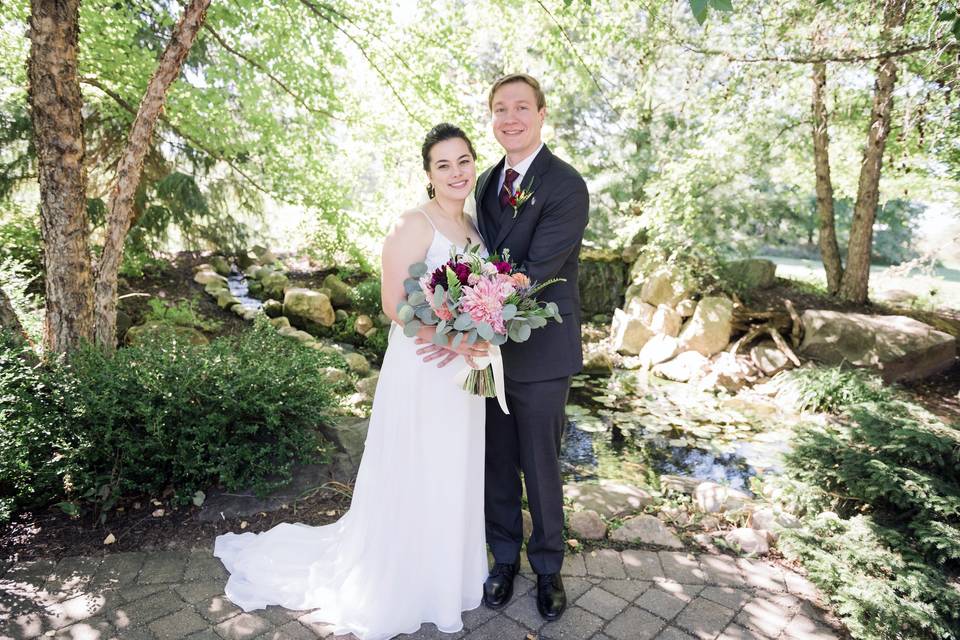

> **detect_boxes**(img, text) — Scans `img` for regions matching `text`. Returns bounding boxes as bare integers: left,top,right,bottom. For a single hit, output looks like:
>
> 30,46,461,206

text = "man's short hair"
488,73,546,112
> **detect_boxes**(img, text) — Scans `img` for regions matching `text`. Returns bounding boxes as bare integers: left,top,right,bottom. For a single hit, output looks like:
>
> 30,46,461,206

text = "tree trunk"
811,59,843,294
27,0,94,354
839,0,910,303
92,0,212,349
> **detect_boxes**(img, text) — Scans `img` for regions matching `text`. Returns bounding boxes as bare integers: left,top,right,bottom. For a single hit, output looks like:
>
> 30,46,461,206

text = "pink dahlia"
459,277,508,334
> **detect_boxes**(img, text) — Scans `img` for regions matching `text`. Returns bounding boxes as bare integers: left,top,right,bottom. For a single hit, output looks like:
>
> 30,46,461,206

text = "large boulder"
611,308,655,355
210,255,231,277
563,480,654,518
679,296,734,356
261,271,290,301
640,267,694,307
652,350,711,382
323,274,353,307
261,299,284,318
124,321,208,346
726,258,776,289
651,304,682,337
624,298,656,324
578,250,628,316
750,340,792,376
638,334,682,368
216,290,241,309
609,515,683,548
693,481,752,514
284,288,335,328
568,509,608,540
799,310,957,382
193,270,227,286
318,416,369,469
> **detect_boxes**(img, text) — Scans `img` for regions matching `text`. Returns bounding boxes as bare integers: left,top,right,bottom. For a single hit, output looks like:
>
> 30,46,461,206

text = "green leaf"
466,328,478,345
409,262,428,278
56,501,80,517
690,0,709,23
192,490,206,506
403,278,421,294
403,320,422,337
490,332,508,346
451,332,464,350
502,304,517,321
433,286,445,309
408,291,426,306
398,305,415,323
431,331,448,346
454,313,474,331
476,322,494,341
709,0,732,11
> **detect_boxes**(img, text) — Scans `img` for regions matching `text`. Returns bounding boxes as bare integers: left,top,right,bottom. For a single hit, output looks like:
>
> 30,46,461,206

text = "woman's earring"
426,183,436,199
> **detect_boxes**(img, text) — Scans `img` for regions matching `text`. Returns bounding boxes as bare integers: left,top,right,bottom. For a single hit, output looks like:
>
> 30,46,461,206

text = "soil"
0,486,351,563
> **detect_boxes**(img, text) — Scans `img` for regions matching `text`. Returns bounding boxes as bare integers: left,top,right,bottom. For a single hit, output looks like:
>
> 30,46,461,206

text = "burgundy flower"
494,261,511,274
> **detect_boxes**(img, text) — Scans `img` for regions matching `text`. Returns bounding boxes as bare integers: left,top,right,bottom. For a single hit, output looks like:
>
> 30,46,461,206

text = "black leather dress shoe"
482,559,520,609
536,573,567,620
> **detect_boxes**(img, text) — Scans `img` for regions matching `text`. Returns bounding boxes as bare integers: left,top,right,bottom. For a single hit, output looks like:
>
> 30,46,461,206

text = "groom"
419,74,589,621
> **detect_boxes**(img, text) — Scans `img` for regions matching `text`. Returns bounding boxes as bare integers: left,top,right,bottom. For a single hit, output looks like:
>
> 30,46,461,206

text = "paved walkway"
1,547,841,640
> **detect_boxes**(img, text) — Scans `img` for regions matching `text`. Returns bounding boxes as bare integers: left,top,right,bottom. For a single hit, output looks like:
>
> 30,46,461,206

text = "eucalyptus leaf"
404,278,421,294
398,305,415,323
467,329,478,345
476,322,494,341
451,332,464,350
408,291,426,306
502,304,517,320
454,313,474,331
403,320,422,337
431,331,448,346
409,262,428,278
433,286,445,309
490,332,508,346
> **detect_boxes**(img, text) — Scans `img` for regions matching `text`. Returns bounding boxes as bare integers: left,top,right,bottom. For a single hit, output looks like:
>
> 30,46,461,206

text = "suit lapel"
475,157,504,250
492,145,553,251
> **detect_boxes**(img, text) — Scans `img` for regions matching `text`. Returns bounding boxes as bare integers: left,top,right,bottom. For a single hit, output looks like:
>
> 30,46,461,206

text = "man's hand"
415,337,489,368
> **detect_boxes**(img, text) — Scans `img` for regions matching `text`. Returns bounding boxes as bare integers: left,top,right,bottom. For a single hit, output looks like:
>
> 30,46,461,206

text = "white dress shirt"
497,142,545,196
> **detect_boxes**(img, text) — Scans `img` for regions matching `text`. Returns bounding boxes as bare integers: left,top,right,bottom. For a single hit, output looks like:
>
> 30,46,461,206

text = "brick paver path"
1,547,841,639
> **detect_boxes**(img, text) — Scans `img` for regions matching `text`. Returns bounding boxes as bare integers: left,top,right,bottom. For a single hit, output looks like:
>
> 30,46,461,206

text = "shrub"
0,318,343,523
350,278,383,317
775,367,960,639
0,203,42,281
144,297,223,333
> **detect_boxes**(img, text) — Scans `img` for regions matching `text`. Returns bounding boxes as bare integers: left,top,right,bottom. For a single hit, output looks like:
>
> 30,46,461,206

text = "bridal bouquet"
397,244,564,410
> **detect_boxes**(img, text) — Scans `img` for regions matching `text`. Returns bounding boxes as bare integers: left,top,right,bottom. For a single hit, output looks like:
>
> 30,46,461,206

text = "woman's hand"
414,335,489,368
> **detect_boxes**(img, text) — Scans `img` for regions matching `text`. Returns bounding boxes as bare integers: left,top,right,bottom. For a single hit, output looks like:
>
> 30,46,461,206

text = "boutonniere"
503,177,536,219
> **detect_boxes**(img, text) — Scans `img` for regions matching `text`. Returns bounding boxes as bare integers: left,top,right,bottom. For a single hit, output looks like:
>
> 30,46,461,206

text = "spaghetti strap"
416,207,439,231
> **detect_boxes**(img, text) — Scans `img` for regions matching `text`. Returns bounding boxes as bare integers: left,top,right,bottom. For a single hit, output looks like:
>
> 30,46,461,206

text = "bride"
213,123,491,640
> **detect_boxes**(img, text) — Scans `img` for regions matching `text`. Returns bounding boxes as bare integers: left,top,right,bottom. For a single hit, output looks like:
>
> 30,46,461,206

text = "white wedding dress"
214,210,488,640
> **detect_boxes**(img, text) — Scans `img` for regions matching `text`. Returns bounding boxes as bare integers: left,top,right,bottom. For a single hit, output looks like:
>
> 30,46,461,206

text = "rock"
278,326,315,343
262,299,284,318
578,251,627,316
562,480,654,518
592,313,610,323
724,528,770,555
193,263,214,273
323,274,353,307
609,515,683,548
243,264,260,278
678,296,734,357
676,299,697,317
611,308,655,355
699,515,720,531
320,367,351,387
874,288,919,306
355,314,374,335
748,507,777,531
698,352,759,393
638,334,682,368
640,267,694,307
231,303,247,316
693,482,752,514
241,308,259,321
799,310,957,382
269,316,291,330
568,509,607,540
355,373,380,397
284,288,335,328
344,352,371,376
750,340,792,376
210,255,232,276
261,271,290,300
318,416,369,467
522,509,533,540
583,349,615,374
193,270,227,286
660,475,701,494
252,266,273,280
124,321,209,346
726,258,776,289
377,312,392,327
216,290,242,309
776,512,802,529
204,281,228,296
247,280,264,297
335,309,349,323
651,304,682,337
624,298,656,324
652,350,711,382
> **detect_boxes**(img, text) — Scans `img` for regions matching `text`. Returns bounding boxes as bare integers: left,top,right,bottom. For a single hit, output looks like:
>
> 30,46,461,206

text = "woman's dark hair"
421,123,477,198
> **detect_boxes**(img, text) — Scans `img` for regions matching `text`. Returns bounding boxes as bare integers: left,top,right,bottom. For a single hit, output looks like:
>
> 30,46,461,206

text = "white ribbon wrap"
452,344,509,415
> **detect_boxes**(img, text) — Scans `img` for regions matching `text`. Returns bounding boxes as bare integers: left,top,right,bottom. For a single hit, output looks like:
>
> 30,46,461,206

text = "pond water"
558,371,794,493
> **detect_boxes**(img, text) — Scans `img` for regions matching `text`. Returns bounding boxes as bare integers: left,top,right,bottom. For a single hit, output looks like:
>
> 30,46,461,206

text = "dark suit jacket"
475,144,589,383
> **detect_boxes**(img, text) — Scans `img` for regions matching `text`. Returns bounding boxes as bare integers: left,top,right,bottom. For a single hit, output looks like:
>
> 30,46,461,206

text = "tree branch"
80,76,274,199
677,38,958,65
201,21,345,122
299,0,428,128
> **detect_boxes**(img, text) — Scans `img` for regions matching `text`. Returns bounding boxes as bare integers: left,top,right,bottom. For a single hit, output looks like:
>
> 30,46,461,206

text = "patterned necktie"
499,168,520,209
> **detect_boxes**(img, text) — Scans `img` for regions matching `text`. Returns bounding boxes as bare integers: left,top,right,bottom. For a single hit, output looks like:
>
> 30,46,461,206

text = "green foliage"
781,366,895,414
350,278,383,316
0,202,42,280
0,258,42,343
144,297,222,333
776,367,960,639
0,318,343,523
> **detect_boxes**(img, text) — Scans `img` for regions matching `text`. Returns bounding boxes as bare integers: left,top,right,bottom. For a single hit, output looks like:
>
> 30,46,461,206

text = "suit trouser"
484,374,570,575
